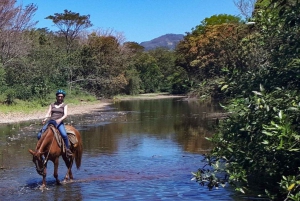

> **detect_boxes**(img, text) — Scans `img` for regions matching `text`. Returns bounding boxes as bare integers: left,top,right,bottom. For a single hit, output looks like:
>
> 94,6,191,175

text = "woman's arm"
42,105,52,123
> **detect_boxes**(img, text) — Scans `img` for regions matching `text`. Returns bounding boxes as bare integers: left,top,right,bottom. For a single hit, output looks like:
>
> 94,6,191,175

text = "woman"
37,89,72,157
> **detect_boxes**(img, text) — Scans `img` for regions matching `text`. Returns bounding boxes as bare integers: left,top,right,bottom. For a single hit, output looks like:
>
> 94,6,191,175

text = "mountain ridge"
140,33,184,51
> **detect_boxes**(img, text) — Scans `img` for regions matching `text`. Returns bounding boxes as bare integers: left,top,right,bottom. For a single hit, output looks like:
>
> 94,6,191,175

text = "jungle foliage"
188,0,300,200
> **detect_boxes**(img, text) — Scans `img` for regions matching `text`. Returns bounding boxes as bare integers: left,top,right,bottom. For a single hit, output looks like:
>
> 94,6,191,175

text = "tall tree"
191,14,242,35
79,33,128,97
148,48,177,92
176,14,244,97
46,10,92,53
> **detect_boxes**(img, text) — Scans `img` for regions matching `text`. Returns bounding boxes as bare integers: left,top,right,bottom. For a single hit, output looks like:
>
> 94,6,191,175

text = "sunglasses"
57,95,64,98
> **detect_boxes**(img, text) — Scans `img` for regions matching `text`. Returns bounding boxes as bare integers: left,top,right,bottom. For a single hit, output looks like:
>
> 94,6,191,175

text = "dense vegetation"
2,0,300,199
189,0,300,200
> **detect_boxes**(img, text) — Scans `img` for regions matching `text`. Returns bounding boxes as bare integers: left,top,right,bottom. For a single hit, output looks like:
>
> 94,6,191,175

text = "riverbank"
0,94,186,124
0,101,113,124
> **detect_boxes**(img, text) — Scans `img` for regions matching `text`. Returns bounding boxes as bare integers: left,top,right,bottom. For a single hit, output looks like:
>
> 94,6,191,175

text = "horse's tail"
74,129,83,169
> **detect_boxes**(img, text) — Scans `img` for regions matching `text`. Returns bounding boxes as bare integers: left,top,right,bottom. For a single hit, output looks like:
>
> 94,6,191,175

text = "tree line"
0,1,184,105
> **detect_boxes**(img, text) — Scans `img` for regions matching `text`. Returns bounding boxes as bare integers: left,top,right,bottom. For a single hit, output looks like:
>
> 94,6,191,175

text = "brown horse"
29,124,83,188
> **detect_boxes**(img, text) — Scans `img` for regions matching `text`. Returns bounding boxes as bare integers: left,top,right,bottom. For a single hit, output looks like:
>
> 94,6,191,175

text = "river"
0,98,250,200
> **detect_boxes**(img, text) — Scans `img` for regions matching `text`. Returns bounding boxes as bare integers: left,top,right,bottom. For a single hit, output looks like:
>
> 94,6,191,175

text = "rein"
36,127,56,176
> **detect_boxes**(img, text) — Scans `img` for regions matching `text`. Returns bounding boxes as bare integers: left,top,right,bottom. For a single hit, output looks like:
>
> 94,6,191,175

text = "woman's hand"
42,118,47,125
56,119,61,125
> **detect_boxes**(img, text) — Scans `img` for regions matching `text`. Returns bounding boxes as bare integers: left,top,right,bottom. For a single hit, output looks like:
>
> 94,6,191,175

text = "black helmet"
56,89,66,97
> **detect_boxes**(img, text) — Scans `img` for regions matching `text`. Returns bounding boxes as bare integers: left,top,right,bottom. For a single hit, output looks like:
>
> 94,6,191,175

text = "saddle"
49,125,78,151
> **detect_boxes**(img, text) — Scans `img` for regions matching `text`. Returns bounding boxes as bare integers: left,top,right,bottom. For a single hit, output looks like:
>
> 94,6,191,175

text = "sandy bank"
0,94,186,124
0,101,112,124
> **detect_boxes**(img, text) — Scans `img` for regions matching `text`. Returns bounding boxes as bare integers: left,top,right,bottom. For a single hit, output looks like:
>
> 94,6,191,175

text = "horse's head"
28,149,46,176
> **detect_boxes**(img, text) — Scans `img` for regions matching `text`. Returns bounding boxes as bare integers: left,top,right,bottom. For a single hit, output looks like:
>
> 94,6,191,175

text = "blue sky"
18,0,240,43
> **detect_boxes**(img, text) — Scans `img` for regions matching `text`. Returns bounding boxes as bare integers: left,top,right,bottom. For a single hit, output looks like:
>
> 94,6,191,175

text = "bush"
194,86,300,199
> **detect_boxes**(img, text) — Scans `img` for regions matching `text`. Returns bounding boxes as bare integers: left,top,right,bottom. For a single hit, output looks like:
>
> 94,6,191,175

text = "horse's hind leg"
63,157,74,182
54,158,61,185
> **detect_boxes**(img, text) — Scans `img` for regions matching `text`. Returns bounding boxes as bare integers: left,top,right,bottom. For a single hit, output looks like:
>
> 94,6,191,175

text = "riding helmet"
56,89,66,97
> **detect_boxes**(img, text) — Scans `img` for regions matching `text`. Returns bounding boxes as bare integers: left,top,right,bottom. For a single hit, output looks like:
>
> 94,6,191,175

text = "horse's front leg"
40,168,47,189
53,157,60,185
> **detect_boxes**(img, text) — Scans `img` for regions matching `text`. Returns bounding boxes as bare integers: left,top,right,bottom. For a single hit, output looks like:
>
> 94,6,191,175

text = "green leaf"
221,85,228,91
289,149,300,152
278,110,283,119
252,91,262,96
262,131,274,136
260,84,265,92
236,187,245,194
287,107,298,111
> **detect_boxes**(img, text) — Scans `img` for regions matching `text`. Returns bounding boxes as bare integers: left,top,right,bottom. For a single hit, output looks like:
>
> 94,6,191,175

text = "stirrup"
66,148,73,157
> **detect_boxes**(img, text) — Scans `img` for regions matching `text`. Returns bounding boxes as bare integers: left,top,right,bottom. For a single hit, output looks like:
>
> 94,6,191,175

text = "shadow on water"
0,98,264,200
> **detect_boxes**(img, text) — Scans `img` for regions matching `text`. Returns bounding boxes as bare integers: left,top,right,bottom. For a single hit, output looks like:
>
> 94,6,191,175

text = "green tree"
148,48,177,92
46,10,92,94
176,14,244,98
123,42,145,54
122,42,145,95
46,9,92,53
79,33,128,97
134,53,163,93
191,14,242,35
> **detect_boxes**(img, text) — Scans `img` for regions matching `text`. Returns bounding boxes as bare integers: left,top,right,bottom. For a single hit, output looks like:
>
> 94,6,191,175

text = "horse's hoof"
39,185,47,190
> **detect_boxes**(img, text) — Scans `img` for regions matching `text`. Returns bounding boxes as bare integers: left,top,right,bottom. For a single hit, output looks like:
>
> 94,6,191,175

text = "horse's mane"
36,127,51,150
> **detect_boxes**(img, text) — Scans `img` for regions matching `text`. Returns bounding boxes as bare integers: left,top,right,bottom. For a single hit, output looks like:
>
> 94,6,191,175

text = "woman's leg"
37,122,49,140
57,123,69,148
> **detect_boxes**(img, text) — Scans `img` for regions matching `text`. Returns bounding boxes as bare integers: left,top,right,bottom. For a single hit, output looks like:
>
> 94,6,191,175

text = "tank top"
50,103,66,120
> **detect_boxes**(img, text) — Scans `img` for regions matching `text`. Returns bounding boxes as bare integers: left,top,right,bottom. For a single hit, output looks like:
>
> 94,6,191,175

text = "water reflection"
112,99,222,154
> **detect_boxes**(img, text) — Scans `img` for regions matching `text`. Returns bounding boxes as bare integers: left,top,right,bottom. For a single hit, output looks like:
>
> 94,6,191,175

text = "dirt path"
0,94,186,124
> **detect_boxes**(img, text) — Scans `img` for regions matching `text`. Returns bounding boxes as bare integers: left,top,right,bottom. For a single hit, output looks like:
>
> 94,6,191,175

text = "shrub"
193,86,300,199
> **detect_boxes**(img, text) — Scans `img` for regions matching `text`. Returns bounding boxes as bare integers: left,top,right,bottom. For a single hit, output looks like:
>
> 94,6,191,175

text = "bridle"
35,156,46,176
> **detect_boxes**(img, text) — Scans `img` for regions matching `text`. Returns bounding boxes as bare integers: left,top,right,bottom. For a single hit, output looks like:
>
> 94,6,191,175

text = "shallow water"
0,98,252,200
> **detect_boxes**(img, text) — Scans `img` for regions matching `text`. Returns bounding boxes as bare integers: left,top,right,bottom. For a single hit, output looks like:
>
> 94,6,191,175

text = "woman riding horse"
37,89,72,157
29,124,83,188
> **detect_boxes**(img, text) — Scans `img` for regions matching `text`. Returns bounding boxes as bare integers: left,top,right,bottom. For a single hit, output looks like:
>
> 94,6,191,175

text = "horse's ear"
28,149,35,155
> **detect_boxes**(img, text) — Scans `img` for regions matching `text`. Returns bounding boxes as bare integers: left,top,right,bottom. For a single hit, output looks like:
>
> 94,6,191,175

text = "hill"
140,34,184,51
